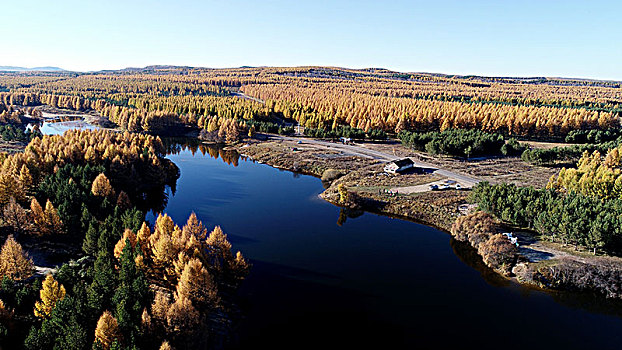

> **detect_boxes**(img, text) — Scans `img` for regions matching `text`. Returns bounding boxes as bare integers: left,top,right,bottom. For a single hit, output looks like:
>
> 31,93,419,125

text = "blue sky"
1,0,620,80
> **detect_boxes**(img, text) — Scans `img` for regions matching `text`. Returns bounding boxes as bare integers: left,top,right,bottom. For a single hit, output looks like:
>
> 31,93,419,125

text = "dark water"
148,144,622,350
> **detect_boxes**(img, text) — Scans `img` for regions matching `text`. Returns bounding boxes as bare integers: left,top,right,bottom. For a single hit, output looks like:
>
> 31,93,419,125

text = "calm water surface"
37,114,101,136
147,144,622,350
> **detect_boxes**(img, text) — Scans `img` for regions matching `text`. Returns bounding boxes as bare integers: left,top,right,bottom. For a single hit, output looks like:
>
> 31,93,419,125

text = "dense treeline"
242,82,618,137
244,119,294,135
521,142,618,166
565,128,622,144
0,129,248,349
0,129,177,210
0,124,41,143
473,146,622,255
398,129,524,157
0,100,25,124
304,125,386,140
548,146,622,199
0,67,619,141
470,182,622,255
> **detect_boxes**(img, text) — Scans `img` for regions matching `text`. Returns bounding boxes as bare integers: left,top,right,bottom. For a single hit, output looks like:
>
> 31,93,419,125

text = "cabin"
384,158,415,174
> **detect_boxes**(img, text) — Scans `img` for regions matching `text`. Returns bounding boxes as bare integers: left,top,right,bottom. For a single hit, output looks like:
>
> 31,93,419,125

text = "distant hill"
0,66,65,72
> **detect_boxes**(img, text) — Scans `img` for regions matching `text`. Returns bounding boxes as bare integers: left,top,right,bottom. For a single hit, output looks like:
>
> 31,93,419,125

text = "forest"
0,66,620,142
471,145,622,255
1,66,622,348
0,130,249,349
398,129,525,157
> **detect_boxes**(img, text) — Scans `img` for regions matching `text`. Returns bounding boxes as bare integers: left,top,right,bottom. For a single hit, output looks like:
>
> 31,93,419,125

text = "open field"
360,141,560,188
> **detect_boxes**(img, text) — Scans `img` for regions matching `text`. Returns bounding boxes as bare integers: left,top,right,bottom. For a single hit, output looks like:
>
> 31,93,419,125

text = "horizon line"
2,64,621,83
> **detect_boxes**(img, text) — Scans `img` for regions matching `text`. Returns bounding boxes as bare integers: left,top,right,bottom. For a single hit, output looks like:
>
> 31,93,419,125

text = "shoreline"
232,136,622,299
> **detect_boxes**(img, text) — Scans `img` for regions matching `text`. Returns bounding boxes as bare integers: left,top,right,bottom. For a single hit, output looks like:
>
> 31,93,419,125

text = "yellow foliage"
34,274,66,319
159,341,173,350
549,146,622,199
166,295,199,333
151,290,171,323
175,258,218,305
91,173,115,198
95,311,120,350
0,235,33,280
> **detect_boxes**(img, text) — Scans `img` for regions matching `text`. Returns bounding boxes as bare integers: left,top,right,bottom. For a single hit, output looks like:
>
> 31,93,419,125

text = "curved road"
270,135,481,188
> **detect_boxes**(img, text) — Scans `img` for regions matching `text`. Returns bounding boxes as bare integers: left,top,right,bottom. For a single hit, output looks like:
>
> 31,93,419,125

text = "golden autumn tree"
0,235,34,281
30,198,45,228
166,295,199,333
44,200,63,234
0,235,33,280
172,252,191,279
175,258,218,306
206,118,219,133
34,274,66,319
151,290,171,324
182,212,207,241
91,173,115,198
206,226,231,252
2,197,30,235
0,173,23,207
150,214,178,267
95,311,121,350
136,221,152,258
337,184,349,204
141,308,152,332
30,198,63,235
234,251,250,275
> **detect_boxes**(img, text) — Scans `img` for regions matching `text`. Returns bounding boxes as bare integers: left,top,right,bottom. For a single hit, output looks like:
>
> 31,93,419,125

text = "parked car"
429,184,439,190
455,184,462,190
439,184,449,190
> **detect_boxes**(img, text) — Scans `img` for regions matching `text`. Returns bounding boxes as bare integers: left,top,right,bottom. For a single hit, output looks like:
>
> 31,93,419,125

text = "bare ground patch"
359,141,559,188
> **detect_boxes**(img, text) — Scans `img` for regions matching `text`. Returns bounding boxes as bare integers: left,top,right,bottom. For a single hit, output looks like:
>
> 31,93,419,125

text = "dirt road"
271,135,481,188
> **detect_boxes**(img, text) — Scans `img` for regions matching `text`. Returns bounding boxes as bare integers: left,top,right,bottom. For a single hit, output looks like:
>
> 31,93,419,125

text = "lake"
36,113,101,136
146,143,622,350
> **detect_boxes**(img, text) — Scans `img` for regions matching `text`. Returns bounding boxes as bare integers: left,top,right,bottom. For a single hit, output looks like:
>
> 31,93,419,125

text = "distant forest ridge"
1,65,621,139
1,64,620,87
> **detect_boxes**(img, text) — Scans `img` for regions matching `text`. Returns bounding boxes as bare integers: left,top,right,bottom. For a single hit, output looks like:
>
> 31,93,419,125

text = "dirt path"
389,180,468,194
232,91,264,104
271,135,481,188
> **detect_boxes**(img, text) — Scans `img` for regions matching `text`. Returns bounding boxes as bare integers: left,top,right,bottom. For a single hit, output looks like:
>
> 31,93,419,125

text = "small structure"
384,158,415,174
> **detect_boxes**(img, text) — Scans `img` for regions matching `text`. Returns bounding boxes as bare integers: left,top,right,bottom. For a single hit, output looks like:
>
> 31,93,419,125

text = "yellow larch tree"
91,173,115,198
34,274,66,319
0,235,33,280
175,258,218,306
94,311,121,350
166,295,199,333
